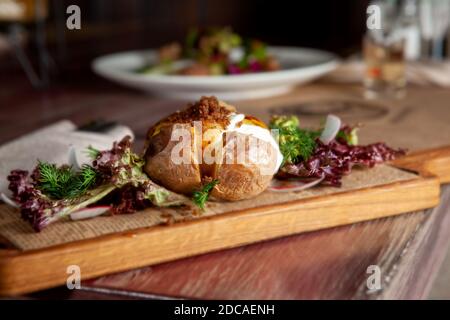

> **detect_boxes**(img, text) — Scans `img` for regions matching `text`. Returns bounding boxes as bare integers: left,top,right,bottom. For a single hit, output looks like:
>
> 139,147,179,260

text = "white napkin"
324,60,450,87
0,120,134,195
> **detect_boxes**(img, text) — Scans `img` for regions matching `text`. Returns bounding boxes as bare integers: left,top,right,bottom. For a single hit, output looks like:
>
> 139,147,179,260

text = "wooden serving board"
0,147,450,296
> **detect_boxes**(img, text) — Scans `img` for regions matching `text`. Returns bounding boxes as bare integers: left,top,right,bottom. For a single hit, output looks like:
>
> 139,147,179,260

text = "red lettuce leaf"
276,137,406,187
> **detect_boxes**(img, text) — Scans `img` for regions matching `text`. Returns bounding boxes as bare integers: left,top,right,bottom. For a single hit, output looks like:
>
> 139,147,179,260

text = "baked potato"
144,96,283,201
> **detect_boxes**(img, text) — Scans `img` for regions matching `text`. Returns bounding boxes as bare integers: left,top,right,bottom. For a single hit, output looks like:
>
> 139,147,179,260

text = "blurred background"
0,0,449,89
0,0,371,86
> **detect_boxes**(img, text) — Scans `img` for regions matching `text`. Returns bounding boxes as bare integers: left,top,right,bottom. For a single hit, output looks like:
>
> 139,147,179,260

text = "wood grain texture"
392,147,450,184
0,165,417,251
84,214,427,299
2,77,450,299
84,190,449,300
377,184,450,299
0,170,439,296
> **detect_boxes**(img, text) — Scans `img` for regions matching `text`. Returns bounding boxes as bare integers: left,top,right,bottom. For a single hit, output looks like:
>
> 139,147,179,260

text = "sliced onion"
68,145,81,171
319,114,341,145
268,177,324,193
0,192,20,208
70,206,111,221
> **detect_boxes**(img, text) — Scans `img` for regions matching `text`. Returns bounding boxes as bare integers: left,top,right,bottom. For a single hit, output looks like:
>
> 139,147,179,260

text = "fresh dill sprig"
192,179,219,210
65,165,98,198
36,161,98,199
37,162,73,199
270,115,319,165
85,145,100,160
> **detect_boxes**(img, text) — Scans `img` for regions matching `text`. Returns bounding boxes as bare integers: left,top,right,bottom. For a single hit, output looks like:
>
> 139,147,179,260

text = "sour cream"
225,113,284,171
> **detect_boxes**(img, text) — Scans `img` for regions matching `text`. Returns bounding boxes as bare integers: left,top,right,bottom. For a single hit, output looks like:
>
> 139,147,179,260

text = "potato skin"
144,124,202,195
144,99,278,201
211,162,272,201
210,132,278,201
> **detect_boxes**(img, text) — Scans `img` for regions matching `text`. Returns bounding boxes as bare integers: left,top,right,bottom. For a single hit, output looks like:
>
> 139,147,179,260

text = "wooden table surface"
1,73,450,299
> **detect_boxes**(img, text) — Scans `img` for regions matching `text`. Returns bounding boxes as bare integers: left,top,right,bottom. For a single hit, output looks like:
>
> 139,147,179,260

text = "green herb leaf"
85,145,100,160
36,161,97,200
66,165,98,198
270,115,319,165
336,127,359,146
192,179,219,210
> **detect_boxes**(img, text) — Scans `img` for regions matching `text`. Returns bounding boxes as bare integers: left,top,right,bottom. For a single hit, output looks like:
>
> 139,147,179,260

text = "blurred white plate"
92,47,339,101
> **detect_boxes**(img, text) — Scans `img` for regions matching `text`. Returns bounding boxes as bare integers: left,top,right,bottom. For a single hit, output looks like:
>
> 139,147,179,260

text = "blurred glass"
363,35,406,99
364,0,409,99
0,0,48,23
419,0,450,61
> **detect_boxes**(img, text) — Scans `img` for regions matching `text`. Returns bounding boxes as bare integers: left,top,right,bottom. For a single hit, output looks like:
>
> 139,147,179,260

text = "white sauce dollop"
225,113,284,172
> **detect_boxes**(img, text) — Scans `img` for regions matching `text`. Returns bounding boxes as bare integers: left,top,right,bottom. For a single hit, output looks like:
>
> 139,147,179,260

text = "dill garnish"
36,161,97,199
269,115,319,165
192,179,219,210
85,145,100,160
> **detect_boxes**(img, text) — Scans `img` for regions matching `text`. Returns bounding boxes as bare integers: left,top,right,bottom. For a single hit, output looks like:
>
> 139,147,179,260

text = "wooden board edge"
0,175,440,296
392,146,450,183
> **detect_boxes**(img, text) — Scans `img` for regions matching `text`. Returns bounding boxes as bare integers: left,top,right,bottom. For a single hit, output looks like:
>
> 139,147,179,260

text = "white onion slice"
319,114,341,145
0,192,20,208
68,145,81,171
70,206,111,221
268,177,324,193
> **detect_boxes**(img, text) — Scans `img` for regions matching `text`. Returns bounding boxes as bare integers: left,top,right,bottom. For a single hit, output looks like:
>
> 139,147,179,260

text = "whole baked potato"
144,96,282,201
